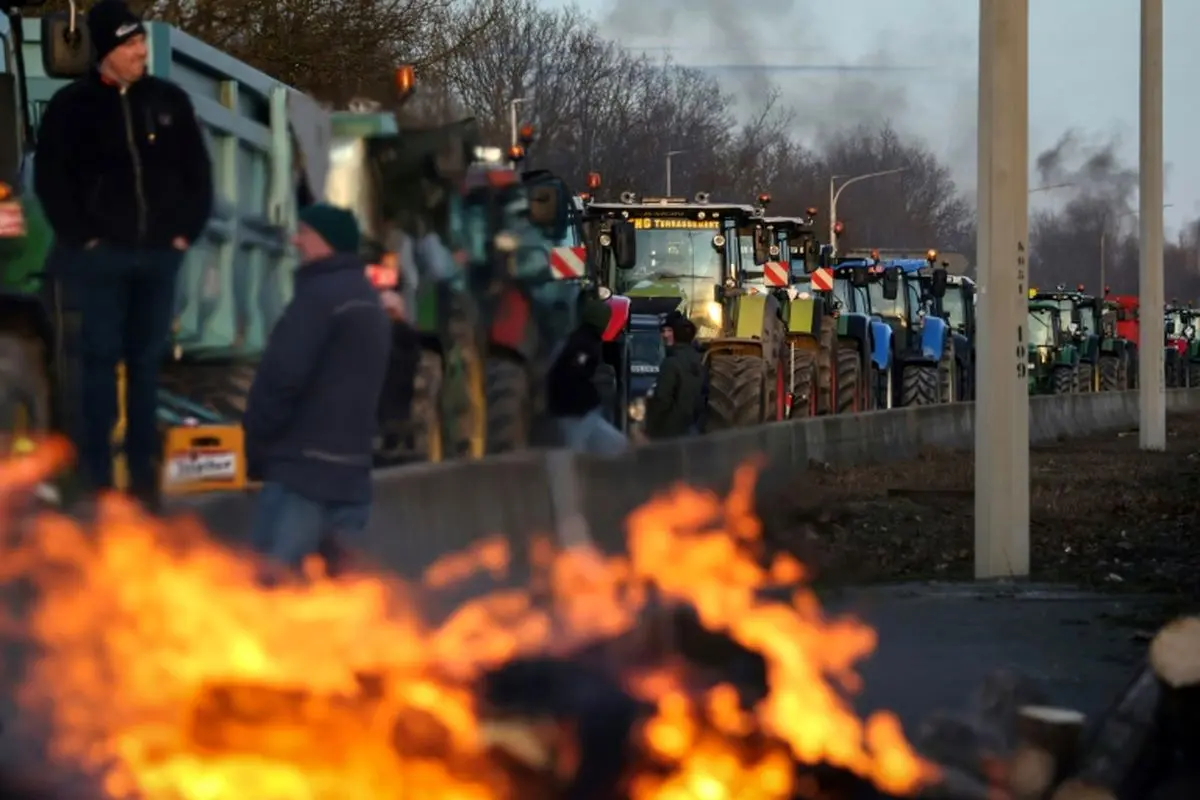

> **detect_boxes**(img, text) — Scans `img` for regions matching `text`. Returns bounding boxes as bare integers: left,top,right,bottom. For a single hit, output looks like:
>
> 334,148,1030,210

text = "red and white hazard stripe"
549,246,587,280
763,261,789,287
811,267,834,292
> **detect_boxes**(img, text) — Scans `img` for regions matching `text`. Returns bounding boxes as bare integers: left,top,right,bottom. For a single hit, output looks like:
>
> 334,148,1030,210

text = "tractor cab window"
630,327,665,369
942,285,967,329
869,277,905,320
622,218,725,318
1052,299,1075,333
1028,308,1056,347
832,276,851,308
1077,302,1097,336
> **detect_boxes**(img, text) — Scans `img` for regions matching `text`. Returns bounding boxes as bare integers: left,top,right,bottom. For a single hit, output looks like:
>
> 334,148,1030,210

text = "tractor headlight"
1036,345,1052,363
704,301,723,327
628,396,647,422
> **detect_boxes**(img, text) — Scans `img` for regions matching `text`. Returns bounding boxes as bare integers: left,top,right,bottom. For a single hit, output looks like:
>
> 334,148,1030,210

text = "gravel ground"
760,411,1200,598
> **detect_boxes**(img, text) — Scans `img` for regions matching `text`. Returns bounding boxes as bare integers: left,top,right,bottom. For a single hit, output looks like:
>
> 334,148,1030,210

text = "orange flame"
0,441,935,799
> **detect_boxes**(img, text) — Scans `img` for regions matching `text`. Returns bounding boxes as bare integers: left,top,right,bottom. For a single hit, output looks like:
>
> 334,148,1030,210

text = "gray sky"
541,0,1199,235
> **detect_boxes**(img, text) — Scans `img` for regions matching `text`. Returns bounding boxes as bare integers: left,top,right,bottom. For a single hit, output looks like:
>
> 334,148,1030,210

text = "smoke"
595,0,978,185
1034,129,1138,210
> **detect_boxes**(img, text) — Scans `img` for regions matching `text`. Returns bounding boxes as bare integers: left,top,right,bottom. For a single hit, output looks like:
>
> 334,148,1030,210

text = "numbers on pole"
1017,362,1027,378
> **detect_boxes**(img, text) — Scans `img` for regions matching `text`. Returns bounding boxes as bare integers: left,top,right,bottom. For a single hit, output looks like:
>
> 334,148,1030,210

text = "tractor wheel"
1166,357,1180,388
0,333,51,448
1074,361,1093,393
1116,356,1130,390
1051,365,1075,395
1189,363,1200,389
899,364,939,406
815,325,835,415
1099,356,1121,391
835,344,861,414
485,356,531,454
788,349,819,418
707,355,767,430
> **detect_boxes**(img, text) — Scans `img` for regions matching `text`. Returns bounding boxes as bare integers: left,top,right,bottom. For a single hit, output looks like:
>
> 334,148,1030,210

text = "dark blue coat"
244,254,391,504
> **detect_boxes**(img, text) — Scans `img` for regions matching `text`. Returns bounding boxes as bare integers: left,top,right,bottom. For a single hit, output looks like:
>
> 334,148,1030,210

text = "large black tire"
899,364,938,406
1166,354,1180,388
408,349,443,461
485,357,531,454
1189,362,1200,389
707,355,766,430
1075,361,1093,393
1051,365,1075,395
1099,356,1121,391
835,344,861,414
815,325,835,415
788,349,819,418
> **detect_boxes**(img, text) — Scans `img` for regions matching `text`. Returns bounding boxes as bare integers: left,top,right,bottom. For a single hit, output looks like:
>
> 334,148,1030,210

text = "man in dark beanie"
34,0,213,508
646,311,705,439
546,296,628,455
245,203,392,573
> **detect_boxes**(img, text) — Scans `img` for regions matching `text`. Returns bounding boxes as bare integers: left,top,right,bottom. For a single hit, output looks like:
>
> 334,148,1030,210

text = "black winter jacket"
244,254,392,504
546,325,603,417
34,71,214,250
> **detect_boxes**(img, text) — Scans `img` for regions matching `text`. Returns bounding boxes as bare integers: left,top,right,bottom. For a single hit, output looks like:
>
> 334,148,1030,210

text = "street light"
665,150,687,196
1099,203,1172,295
828,168,907,254
509,97,531,147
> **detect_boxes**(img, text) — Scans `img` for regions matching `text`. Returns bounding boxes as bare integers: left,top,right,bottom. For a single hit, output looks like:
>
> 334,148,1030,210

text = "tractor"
762,210,871,415
828,256,896,408
1030,285,1098,394
584,191,781,430
937,274,976,400
1027,297,1082,394
1101,291,1140,389
1163,303,1194,388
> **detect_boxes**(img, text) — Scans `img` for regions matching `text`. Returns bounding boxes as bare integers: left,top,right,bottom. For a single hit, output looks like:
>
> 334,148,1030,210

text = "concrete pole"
974,0,1030,579
1139,0,1166,451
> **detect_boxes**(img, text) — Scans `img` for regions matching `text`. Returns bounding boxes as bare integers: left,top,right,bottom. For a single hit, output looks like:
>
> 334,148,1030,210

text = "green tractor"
1027,297,1081,395
584,191,782,430
758,210,869,415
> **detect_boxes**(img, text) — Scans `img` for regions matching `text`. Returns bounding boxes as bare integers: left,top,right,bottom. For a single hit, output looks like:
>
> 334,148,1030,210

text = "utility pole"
666,150,686,196
974,0,1029,579
1139,0,1165,450
509,97,531,148
828,168,907,254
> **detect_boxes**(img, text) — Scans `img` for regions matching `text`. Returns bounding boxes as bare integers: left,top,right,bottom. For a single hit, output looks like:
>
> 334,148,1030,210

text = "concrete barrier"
178,389,1200,575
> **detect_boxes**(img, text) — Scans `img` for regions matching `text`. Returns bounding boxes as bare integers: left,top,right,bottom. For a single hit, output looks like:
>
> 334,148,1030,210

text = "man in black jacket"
34,0,214,505
646,311,705,439
546,297,628,456
246,204,391,572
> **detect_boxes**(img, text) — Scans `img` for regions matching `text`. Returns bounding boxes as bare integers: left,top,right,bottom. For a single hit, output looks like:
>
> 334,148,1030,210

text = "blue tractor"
826,256,897,408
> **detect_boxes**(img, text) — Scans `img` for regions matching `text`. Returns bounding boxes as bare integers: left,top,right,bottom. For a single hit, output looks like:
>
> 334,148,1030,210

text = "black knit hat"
87,0,146,63
297,203,361,255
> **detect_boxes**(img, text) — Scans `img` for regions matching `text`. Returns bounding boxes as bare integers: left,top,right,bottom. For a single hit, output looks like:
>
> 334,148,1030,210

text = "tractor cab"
1027,297,1079,395
1029,285,1100,392
1163,302,1196,388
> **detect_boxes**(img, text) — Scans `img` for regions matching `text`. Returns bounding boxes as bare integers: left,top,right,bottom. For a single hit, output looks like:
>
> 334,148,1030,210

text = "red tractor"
1102,291,1140,389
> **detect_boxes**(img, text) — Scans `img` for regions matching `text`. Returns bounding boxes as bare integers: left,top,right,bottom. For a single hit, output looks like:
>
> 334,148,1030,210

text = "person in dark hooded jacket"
546,297,628,455
245,204,391,571
645,311,705,439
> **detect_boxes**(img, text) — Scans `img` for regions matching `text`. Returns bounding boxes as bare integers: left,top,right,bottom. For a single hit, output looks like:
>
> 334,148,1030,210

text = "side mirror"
41,13,93,79
752,227,770,266
882,267,901,300
1166,320,1176,335
1186,325,1196,339
849,268,869,288
817,244,832,269
528,183,567,241
929,267,947,299
613,220,636,270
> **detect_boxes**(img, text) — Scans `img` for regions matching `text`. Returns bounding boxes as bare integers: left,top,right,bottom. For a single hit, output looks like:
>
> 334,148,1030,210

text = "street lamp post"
509,97,531,148
828,168,907,254
1099,204,1171,299
665,150,686,196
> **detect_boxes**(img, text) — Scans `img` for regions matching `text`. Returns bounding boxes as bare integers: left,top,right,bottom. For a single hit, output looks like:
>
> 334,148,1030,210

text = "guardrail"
184,390,1200,582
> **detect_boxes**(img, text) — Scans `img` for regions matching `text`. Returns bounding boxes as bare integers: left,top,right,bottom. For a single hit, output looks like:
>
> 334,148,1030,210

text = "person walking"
34,0,213,507
546,297,628,456
645,311,705,439
245,204,392,573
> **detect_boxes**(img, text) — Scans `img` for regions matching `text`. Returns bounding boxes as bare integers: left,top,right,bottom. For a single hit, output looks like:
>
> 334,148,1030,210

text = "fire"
0,440,936,799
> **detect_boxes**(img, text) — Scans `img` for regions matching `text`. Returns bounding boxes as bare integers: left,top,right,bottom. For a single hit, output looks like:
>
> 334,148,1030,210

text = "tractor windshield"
1028,308,1056,346
620,225,724,320
942,285,967,328
1166,310,1186,336
630,327,665,370
868,278,905,319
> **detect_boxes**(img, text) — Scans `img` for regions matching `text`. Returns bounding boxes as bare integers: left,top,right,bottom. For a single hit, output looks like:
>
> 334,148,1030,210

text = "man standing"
645,311,705,439
546,298,628,456
245,204,391,572
34,0,213,506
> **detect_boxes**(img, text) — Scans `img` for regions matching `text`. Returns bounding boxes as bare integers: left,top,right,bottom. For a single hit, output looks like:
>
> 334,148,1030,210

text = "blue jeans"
65,245,183,492
251,481,371,570
558,409,628,456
